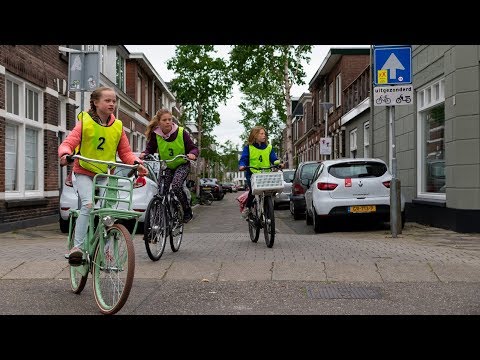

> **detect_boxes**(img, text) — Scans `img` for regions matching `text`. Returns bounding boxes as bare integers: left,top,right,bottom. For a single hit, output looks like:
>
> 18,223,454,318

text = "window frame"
4,74,45,199
416,77,446,200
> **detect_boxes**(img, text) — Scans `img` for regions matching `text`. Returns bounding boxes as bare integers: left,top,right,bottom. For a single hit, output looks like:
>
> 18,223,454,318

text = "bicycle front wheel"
68,221,88,294
248,199,260,243
92,224,135,315
263,196,275,248
169,198,184,252
144,197,167,261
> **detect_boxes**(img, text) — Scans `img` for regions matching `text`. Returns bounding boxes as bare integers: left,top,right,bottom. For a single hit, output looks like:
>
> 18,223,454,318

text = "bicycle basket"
250,172,283,195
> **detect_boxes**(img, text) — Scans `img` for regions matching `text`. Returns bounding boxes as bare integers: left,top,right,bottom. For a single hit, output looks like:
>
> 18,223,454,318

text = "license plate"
203,187,211,191
349,205,376,213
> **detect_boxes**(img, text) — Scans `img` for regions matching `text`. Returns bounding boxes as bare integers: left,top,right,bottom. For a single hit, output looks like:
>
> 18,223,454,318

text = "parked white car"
59,157,159,233
274,168,295,208
304,158,405,233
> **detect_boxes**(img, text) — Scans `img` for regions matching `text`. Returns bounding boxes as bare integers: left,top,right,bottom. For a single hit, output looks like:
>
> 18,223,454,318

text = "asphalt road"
1,192,480,315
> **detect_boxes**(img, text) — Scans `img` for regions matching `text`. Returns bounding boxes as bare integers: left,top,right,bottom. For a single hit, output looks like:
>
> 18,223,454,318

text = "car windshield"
283,171,295,183
328,161,387,179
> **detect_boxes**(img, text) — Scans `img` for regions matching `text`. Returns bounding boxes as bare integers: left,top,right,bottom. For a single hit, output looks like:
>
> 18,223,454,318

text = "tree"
229,45,312,168
167,45,233,186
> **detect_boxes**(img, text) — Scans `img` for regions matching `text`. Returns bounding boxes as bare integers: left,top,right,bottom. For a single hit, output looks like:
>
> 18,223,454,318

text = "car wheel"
312,207,326,233
305,206,313,225
291,201,303,220
59,218,71,233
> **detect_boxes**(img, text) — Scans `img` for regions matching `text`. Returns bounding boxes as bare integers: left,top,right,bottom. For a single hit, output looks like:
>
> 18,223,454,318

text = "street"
1,193,480,315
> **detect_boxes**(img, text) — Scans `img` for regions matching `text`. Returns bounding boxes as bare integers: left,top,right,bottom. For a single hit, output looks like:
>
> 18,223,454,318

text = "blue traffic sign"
374,46,412,85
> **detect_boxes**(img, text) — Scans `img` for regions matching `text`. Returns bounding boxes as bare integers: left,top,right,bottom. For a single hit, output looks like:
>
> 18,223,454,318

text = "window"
335,74,342,108
144,80,149,114
350,128,357,157
329,82,334,113
6,80,19,115
116,52,125,91
4,75,44,198
364,121,370,157
417,78,445,197
136,75,142,105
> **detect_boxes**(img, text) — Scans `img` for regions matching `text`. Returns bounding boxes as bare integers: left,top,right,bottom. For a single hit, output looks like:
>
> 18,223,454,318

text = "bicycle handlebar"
143,153,196,164
243,164,282,171
66,154,139,169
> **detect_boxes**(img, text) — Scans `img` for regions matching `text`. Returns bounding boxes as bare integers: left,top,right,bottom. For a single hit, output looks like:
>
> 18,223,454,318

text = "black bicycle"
243,163,283,248
143,154,194,261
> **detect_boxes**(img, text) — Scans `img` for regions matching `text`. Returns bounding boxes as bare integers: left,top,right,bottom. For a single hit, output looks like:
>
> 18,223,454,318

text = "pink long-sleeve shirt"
58,114,141,178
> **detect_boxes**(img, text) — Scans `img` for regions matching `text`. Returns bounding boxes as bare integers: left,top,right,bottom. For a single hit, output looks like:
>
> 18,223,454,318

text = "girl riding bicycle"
141,109,198,223
238,126,283,218
58,87,148,262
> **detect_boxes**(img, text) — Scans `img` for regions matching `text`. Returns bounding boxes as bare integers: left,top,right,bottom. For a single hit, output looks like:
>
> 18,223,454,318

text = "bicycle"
65,154,142,315
143,153,195,261
243,162,283,248
376,94,391,104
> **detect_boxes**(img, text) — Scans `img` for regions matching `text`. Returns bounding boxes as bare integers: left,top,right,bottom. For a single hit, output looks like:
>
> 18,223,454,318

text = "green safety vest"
249,144,272,173
79,112,123,174
156,127,187,169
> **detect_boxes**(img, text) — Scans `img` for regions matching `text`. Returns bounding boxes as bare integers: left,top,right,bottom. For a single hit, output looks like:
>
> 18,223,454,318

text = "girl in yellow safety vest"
141,109,198,224
238,125,283,218
59,86,148,261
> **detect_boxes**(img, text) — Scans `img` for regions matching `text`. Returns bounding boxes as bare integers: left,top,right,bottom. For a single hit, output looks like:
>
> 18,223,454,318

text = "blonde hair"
146,109,172,141
247,125,268,145
89,86,115,112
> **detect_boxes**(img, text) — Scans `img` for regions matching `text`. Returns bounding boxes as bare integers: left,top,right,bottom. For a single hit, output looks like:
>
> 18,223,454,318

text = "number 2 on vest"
97,137,106,151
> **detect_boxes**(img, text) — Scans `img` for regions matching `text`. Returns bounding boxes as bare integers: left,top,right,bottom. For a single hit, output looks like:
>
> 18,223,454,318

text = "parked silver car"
304,158,405,233
274,169,295,208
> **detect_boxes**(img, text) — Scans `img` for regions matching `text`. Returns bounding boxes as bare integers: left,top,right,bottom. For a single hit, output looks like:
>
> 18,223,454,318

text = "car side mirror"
301,178,311,187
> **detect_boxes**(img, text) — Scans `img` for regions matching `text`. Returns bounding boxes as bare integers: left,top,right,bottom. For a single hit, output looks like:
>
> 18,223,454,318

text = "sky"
125,45,368,149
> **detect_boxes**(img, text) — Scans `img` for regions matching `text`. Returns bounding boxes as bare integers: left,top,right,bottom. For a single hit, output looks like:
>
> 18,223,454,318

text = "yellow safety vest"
79,112,123,174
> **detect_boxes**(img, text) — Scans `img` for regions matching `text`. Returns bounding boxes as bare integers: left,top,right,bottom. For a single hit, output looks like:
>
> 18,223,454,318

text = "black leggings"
163,163,191,211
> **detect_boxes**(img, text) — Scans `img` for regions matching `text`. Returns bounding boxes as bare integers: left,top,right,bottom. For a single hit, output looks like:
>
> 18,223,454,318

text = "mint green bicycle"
66,154,141,315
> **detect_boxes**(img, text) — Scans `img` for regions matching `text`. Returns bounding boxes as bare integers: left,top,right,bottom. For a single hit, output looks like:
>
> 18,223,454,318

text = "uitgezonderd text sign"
373,84,413,107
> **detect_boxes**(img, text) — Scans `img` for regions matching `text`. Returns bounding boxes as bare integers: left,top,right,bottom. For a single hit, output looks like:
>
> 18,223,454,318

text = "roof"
308,47,370,88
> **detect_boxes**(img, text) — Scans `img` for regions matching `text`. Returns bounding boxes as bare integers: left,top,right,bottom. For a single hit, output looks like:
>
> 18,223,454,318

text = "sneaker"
183,208,193,223
65,246,83,264
241,207,251,219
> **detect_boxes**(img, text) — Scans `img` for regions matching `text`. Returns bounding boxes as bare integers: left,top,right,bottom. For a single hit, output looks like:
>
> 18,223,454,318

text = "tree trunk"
284,53,294,169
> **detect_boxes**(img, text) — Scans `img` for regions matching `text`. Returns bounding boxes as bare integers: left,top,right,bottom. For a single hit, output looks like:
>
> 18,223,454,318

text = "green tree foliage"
229,45,312,167
166,45,233,161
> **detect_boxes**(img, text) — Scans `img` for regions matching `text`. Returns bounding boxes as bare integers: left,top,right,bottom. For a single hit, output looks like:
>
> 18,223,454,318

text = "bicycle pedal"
68,258,84,267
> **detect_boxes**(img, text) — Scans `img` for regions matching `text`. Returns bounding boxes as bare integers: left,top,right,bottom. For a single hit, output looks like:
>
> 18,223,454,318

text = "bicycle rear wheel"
144,197,167,261
68,221,88,294
169,197,184,252
263,196,275,248
248,199,260,243
92,224,135,315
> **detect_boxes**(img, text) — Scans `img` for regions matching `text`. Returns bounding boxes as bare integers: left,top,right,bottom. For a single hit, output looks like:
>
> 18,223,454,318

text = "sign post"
68,51,100,113
373,45,412,238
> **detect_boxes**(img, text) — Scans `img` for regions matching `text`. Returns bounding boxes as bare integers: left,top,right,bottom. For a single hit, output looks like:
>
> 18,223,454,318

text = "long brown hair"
247,125,268,145
146,109,172,141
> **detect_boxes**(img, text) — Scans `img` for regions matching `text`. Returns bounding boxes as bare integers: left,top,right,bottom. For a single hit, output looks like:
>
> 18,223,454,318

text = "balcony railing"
343,66,370,114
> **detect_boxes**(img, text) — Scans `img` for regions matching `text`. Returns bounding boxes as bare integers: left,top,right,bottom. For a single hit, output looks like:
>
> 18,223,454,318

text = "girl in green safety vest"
141,109,199,223
238,125,283,218
59,87,148,261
